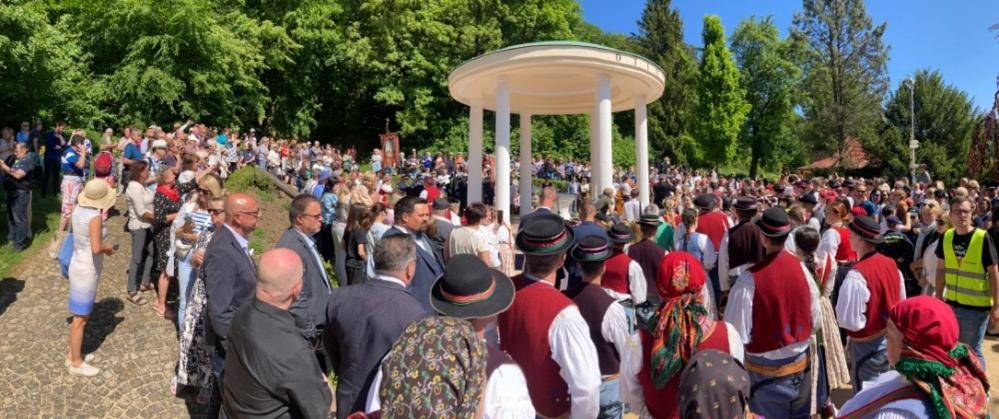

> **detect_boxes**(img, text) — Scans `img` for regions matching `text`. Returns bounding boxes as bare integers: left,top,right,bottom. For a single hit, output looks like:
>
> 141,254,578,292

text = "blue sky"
578,0,999,112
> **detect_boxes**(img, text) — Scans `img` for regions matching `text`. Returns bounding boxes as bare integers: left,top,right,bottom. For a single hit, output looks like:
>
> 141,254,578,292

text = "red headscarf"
889,296,959,368
647,252,708,389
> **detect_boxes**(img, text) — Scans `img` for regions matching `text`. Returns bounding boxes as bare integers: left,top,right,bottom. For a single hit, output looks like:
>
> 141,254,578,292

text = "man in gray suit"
323,234,427,418
383,196,443,314
274,194,333,370
427,197,453,260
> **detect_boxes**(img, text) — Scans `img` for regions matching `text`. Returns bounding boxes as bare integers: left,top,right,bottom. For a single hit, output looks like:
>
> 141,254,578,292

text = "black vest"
628,239,666,303
727,220,765,269
562,283,620,375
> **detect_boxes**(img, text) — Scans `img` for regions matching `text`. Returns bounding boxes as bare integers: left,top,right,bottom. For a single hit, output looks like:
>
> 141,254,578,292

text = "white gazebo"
448,41,666,223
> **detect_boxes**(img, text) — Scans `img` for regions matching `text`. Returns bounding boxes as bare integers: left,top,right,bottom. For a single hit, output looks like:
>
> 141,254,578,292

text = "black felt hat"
430,254,514,319
515,213,574,255
733,197,758,212
639,212,662,226
797,193,818,206
608,223,634,243
755,207,792,237
848,215,882,244
694,194,717,210
570,235,613,262
432,197,450,210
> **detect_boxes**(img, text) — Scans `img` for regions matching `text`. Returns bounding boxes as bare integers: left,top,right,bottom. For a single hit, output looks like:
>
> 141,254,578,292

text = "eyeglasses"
952,209,972,216
301,212,322,221
237,209,261,218
207,208,224,215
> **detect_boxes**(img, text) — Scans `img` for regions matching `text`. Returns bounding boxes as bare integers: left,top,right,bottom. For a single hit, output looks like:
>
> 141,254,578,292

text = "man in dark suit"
222,249,331,418
274,194,333,369
383,196,442,313
205,192,260,417
324,234,427,418
518,185,557,227
427,197,453,261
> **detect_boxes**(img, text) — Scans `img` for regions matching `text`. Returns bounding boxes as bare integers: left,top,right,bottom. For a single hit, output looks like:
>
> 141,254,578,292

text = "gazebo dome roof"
448,41,666,115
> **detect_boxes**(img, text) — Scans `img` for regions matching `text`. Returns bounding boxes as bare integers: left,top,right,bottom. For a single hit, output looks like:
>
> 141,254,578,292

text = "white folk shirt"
674,231,717,271
835,264,907,332
836,371,930,418
718,231,748,292
817,226,843,265
723,251,821,360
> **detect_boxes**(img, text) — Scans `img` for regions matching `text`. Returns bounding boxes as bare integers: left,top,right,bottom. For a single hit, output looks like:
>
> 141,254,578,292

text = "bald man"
222,249,332,418
205,192,261,416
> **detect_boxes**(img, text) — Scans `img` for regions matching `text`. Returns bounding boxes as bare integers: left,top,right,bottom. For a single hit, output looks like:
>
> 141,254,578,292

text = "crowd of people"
2,116,994,418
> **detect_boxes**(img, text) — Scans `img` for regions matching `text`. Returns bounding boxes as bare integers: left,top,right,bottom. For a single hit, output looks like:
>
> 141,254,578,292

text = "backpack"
94,150,113,177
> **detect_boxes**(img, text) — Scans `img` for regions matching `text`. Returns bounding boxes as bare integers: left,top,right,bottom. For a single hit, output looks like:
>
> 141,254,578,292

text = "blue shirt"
61,148,84,177
123,143,143,161
216,134,228,145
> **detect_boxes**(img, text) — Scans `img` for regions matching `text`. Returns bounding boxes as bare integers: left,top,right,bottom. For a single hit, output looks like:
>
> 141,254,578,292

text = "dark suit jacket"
383,226,443,313
205,224,258,350
517,206,553,228
275,228,331,339
323,279,427,418
222,299,331,419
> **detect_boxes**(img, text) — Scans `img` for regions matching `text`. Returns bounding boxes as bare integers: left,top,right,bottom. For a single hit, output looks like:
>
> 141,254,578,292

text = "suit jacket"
275,228,332,339
323,279,427,418
205,224,258,350
383,226,443,313
518,207,553,227
429,217,453,260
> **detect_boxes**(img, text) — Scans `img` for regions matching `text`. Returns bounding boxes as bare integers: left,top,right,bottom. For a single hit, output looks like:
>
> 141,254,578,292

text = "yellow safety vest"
943,228,993,307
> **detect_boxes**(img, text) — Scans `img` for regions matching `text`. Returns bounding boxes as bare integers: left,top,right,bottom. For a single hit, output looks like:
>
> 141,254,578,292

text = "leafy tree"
731,16,801,178
692,15,749,166
632,0,698,164
791,0,889,164
875,69,977,184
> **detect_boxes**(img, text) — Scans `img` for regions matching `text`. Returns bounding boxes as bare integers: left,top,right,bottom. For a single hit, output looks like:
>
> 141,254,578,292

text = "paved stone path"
0,199,206,417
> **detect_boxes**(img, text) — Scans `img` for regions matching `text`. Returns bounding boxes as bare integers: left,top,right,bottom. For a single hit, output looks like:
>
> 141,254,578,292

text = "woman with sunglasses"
173,174,224,328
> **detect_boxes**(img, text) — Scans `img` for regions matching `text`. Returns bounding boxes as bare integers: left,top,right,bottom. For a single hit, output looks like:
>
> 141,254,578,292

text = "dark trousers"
6,189,32,249
127,228,154,294
42,159,60,197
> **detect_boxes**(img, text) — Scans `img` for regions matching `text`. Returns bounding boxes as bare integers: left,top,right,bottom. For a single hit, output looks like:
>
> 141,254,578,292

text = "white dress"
68,206,105,316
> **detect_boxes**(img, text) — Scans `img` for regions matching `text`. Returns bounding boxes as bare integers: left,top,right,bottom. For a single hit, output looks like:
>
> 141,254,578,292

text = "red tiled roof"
800,137,870,171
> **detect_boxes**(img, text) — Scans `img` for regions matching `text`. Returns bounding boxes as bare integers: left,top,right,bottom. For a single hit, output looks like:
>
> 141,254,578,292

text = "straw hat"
77,179,116,210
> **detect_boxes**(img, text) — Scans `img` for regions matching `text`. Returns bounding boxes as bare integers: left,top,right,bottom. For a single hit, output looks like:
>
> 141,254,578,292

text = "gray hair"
374,234,417,273
289,194,320,225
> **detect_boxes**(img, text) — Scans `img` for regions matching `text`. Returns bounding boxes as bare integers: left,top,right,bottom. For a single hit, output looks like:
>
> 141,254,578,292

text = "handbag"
58,232,74,279
47,230,67,260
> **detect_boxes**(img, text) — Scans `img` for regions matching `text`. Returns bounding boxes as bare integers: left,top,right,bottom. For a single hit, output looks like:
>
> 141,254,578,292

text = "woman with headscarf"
836,296,989,418
627,252,743,418
677,350,755,419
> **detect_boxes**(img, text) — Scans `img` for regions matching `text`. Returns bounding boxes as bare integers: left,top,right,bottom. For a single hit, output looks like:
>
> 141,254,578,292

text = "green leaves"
692,15,749,167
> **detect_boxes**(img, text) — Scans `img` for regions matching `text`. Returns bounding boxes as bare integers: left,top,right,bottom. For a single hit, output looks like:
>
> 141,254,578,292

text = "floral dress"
174,225,217,400
153,190,182,276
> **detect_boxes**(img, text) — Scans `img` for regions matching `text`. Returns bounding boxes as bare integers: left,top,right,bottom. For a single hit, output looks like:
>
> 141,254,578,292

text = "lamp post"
906,77,918,184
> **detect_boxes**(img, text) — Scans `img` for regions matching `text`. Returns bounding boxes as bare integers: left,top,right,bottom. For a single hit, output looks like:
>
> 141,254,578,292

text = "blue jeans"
847,336,889,394
746,352,812,419
950,303,989,368
6,189,31,250
598,378,623,419
176,259,196,328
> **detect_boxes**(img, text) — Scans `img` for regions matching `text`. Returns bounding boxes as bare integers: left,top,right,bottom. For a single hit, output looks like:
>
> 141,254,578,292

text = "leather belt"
744,355,808,378
601,373,620,381
848,329,887,343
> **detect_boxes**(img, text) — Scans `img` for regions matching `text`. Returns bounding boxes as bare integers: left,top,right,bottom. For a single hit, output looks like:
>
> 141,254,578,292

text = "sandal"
127,293,148,306
139,284,154,292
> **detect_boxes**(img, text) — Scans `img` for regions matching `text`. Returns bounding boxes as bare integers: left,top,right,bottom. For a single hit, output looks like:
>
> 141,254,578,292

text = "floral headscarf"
677,350,752,418
645,252,709,389
889,296,989,419
379,316,486,418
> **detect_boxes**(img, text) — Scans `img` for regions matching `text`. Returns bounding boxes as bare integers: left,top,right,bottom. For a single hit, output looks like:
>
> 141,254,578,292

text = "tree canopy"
692,15,749,167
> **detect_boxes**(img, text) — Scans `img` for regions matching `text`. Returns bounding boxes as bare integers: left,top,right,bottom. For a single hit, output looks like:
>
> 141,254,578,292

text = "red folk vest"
423,185,441,203
847,253,902,339
696,211,729,251
834,226,857,262
498,275,574,417
747,251,813,354
602,250,632,295
638,320,731,419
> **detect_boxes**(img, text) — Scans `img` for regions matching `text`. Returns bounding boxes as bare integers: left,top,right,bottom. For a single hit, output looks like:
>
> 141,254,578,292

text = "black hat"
432,197,449,210
733,197,758,212
848,215,882,243
570,235,612,262
797,193,818,206
430,254,514,319
639,212,661,226
755,207,792,237
608,223,634,244
773,184,786,194
515,213,574,255
843,179,856,189
722,197,733,211
595,212,612,223
694,194,717,210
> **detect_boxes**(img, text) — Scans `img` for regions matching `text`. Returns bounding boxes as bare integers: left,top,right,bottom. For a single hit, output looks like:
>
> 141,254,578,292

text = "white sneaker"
65,353,95,367
68,361,100,377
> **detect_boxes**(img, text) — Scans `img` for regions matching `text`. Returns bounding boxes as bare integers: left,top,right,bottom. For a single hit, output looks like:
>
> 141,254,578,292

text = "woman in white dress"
67,180,117,377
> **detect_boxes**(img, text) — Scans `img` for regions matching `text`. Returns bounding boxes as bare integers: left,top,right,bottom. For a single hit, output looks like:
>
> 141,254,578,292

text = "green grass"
0,189,62,277
249,228,267,255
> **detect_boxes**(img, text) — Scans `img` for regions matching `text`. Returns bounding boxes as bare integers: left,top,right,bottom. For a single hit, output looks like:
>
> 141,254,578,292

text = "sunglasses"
207,208,224,215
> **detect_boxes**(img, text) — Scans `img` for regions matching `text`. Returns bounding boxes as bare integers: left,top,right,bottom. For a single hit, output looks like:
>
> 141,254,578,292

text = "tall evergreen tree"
693,15,749,167
791,0,889,165
731,16,800,178
633,0,698,164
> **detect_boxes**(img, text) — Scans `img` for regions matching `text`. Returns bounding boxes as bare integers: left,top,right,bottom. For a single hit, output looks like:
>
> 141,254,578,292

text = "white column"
589,110,599,195
467,102,483,203
635,95,650,207
495,78,512,224
596,74,613,195
519,113,533,216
